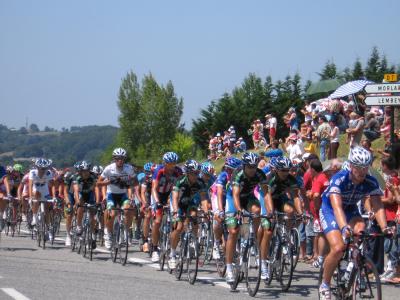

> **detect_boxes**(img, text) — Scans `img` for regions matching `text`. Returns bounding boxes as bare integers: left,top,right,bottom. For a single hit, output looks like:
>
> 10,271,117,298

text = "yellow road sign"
384,73,398,82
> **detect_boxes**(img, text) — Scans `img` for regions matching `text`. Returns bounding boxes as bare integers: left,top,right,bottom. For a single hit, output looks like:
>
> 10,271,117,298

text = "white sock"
170,249,176,258
226,264,233,272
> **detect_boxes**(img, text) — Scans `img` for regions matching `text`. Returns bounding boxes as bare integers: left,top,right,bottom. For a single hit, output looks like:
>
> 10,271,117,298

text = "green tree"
352,59,364,80
318,60,338,79
29,123,39,132
365,46,381,82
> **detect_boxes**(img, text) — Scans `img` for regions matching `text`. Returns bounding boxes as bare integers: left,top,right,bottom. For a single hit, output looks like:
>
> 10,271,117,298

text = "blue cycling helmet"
144,162,153,173
163,152,179,164
184,159,200,173
73,161,81,171
242,152,259,166
201,162,215,176
225,157,242,169
270,156,292,170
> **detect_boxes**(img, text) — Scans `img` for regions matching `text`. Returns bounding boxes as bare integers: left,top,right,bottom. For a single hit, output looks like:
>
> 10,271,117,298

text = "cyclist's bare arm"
217,185,224,212
232,185,241,211
151,179,161,205
261,183,274,214
172,189,179,212
369,195,388,230
330,194,348,230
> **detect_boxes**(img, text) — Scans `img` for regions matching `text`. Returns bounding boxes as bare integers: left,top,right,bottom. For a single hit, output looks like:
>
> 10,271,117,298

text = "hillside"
0,124,118,167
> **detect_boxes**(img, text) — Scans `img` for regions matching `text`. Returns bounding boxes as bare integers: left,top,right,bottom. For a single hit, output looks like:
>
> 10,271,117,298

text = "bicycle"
78,203,98,261
175,214,200,285
95,202,105,247
266,211,295,292
215,220,228,278
229,211,268,297
159,206,172,272
33,197,56,250
110,207,136,266
318,231,390,300
197,210,214,267
3,196,18,237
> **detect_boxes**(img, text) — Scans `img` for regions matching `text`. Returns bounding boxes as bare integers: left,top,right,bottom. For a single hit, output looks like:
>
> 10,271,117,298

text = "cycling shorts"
225,192,260,214
151,192,171,218
319,205,361,235
272,194,294,213
106,193,130,209
79,192,95,205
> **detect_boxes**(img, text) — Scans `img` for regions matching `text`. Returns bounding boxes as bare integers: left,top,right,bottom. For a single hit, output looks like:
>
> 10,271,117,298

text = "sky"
1,0,399,130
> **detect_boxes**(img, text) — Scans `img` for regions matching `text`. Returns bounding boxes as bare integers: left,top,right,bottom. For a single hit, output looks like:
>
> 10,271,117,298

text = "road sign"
384,73,398,82
364,83,400,94
365,96,400,106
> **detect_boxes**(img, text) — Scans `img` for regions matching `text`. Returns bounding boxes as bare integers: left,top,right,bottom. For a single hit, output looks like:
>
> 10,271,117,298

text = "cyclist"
169,160,208,269
28,158,56,238
63,162,80,246
319,146,392,300
139,162,154,253
0,164,12,231
18,166,31,222
98,148,137,250
73,161,98,249
210,157,242,260
150,152,182,262
225,152,272,283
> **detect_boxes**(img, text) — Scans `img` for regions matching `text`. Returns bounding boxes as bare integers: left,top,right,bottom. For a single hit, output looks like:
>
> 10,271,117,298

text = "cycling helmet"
73,161,81,171
270,156,292,170
184,159,200,173
92,165,100,174
201,162,215,176
35,158,52,169
341,160,351,171
98,166,104,173
348,146,372,167
242,152,259,166
112,147,127,158
6,165,13,173
79,160,91,171
163,152,179,164
144,162,153,173
13,164,23,173
225,157,242,169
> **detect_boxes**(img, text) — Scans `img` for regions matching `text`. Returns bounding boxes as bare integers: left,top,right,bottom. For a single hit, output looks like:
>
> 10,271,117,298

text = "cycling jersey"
101,163,136,194
140,174,152,206
73,173,97,194
21,173,30,196
265,172,299,211
152,165,182,194
173,176,207,209
320,169,383,234
64,173,77,205
29,169,54,197
210,171,231,212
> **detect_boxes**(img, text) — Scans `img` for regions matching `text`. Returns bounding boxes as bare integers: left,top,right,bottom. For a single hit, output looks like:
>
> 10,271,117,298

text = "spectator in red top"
380,157,400,282
310,159,329,268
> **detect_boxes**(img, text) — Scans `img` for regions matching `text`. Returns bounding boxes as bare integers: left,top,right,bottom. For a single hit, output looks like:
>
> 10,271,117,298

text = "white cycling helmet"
112,147,127,158
348,146,372,167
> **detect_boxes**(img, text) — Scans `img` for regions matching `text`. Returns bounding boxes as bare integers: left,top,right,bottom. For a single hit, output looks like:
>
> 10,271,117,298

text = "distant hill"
0,124,118,167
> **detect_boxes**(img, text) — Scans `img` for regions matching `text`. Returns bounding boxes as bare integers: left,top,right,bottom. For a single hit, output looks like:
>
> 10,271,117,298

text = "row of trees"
192,47,400,153
102,72,199,166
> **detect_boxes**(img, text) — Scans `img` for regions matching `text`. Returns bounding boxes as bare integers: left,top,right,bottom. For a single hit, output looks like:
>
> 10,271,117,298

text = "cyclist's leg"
88,192,97,233
170,207,185,263
105,193,117,234
76,193,84,229
122,194,133,232
65,193,74,235
0,192,5,230
151,193,167,250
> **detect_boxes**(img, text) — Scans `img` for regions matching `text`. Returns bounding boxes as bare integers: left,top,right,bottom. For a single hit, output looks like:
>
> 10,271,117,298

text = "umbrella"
328,80,373,99
306,79,343,96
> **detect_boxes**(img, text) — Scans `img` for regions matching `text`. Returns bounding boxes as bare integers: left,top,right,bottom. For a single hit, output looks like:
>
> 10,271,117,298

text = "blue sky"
1,0,399,130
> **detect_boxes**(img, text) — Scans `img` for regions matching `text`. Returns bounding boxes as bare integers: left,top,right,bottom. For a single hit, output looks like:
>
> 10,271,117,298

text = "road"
0,226,398,300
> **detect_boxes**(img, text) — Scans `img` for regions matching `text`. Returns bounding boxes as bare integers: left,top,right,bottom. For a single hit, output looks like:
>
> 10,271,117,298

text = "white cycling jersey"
101,162,136,194
29,169,54,197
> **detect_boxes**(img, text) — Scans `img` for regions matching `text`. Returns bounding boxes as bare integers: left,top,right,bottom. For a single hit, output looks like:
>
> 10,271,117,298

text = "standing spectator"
329,98,344,120
364,112,381,142
208,135,217,160
316,115,331,161
228,125,236,153
284,107,299,131
251,120,261,150
268,113,277,143
328,118,340,159
284,133,304,162
264,140,284,158
234,137,246,153
223,130,230,154
380,157,400,282
346,111,364,147
301,100,314,124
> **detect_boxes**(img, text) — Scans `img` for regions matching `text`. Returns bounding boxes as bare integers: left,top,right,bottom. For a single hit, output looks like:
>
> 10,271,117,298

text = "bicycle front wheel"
120,226,129,266
175,238,186,280
111,221,120,263
245,243,261,297
278,243,293,291
352,256,381,300
290,228,300,269
187,235,199,285
230,238,243,291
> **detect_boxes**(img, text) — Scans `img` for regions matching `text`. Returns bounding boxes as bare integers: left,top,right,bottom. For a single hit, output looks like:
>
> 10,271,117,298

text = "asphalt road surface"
0,226,399,300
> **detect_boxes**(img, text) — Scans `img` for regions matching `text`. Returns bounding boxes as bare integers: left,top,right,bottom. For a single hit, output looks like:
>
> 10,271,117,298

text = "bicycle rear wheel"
82,224,89,258
266,235,279,286
187,235,199,285
245,243,261,297
120,226,129,266
111,221,120,263
71,217,78,251
352,256,381,300
230,238,243,291
278,243,293,291
159,227,170,271
203,223,214,264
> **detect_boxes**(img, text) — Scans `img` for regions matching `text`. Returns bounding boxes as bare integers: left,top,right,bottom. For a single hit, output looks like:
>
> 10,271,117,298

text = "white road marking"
1,288,30,300
128,257,159,269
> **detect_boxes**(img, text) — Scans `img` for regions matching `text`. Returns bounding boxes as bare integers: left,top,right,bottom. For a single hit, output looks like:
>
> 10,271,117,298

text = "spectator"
316,115,331,161
328,118,340,159
346,111,364,147
267,113,277,143
329,98,344,120
228,125,236,153
284,107,299,131
364,112,381,142
284,133,304,162
234,137,246,153
223,130,230,152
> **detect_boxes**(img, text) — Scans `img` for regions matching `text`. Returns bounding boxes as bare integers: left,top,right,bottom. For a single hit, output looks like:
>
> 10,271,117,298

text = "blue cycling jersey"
215,171,230,193
321,169,383,211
